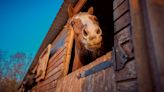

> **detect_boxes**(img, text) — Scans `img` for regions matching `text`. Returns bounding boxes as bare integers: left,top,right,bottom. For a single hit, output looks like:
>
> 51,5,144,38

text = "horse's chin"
85,43,101,52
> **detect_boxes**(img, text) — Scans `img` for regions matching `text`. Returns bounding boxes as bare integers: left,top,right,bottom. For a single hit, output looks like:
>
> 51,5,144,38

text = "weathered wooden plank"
93,71,105,92
114,26,134,70
57,67,116,92
50,33,67,57
47,51,65,70
145,1,164,90
39,80,57,92
115,26,133,57
104,67,116,92
63,28,74,76
116,80,138,92
36,70,63,89
46,58,64,74
113,0,129,21
47,57,65,74
113,0,125,10
129,0,156,92
45,63,64,79
79,61,113,78
82,67,116,92
115,60,137,82
56,52,114,92
48,47,66,67
35,44,51,82
46,87,56,92
82,75,94,92
114,12,130,33
47,49,65,72
51,28,68,47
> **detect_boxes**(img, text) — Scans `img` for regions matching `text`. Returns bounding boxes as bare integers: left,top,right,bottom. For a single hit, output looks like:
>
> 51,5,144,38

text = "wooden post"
143,0,164,91
73,0,87,14
129,0,155,92
129,0,164,92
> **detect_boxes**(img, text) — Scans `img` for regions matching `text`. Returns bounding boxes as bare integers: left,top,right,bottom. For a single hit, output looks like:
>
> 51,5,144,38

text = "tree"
0,50,33,92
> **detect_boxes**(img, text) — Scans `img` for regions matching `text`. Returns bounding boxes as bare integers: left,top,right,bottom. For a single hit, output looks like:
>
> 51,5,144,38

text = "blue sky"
0,0,63,57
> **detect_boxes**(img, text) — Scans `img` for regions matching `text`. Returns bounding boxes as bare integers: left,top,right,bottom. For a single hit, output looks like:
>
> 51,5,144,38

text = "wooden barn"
18,0,164,92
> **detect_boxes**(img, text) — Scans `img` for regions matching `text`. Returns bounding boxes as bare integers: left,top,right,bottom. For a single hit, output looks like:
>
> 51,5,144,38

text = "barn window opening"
69,0,114,73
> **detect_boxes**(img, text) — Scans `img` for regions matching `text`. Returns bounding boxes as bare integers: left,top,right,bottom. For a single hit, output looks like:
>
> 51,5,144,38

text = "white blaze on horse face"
74,13,102,51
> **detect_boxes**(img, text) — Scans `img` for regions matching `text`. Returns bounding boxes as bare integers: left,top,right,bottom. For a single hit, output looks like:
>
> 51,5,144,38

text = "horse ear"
87,7,94,15
68,4,74,18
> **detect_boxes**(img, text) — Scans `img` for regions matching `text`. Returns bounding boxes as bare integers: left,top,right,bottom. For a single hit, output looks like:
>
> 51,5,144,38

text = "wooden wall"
31,26,74,92
55,52,114,92
113,0,138,91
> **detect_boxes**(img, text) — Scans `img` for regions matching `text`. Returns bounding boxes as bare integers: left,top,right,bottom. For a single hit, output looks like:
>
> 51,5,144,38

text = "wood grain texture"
113,0,125,10
47,49,66,73
45,63,64,79
31,18,75,92
48,47,66,67
56,52,113,92
46,57,64,75
33,70,62,92
115,60,137,82
116,80,138,92
63,27,74,76
114,0,129,21
35,44,51,82
114,12,130,33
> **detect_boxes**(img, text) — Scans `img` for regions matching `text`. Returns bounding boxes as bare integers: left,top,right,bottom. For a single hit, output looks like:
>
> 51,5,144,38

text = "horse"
68,6,105,71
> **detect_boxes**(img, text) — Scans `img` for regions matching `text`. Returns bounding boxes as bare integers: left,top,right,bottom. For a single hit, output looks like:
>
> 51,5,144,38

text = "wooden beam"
129,0,155,92
73,0,87,14
144,0,164,91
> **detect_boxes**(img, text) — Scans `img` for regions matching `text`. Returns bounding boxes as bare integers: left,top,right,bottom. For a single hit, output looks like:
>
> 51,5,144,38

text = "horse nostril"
83,29,88,37
96,29,101,34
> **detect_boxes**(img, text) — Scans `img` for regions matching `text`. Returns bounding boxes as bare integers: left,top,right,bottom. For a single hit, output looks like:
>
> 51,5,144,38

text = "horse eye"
83,29,88,36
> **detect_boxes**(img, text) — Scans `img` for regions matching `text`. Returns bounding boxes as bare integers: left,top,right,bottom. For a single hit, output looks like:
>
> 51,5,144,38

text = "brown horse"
68,6,105,71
